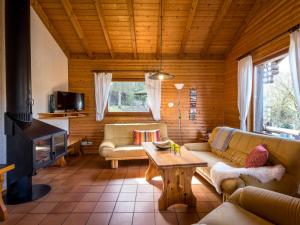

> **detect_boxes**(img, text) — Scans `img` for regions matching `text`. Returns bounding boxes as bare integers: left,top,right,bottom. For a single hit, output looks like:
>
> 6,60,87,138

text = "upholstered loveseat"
196,186,300,225
99,123,169,168
184,127,300,198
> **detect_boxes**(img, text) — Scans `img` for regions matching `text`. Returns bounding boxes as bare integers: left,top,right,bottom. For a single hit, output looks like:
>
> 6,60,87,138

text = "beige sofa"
99,123,169,168
196,186,300,225
184,127,300,198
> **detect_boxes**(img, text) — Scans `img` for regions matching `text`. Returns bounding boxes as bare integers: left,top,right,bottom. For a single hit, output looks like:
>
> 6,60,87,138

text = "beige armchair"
197,186,300,225
99,123,169,168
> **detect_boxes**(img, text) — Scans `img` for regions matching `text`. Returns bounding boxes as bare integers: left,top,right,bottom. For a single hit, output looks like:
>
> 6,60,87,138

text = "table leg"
145,160,160,181
158,167,196,210
56,156,67,167
0,174,8,221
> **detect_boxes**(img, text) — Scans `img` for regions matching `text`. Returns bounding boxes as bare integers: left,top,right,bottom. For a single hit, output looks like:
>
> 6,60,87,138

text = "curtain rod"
91,69,158,73
236,24,300,61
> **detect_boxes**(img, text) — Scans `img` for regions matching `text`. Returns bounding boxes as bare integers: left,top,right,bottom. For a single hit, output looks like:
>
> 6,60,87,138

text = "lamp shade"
174,83,184,90
148,71,174,80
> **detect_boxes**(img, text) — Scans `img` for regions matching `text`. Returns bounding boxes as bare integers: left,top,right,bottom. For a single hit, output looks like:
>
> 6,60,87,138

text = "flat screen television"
55,91,85,112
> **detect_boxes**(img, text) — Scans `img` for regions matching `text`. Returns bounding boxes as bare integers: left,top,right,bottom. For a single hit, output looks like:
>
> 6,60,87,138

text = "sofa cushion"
133,129,161,145
104,123,168,146
102,145,147,159
190,151,236,180
198,202,273,225
245,144,269,168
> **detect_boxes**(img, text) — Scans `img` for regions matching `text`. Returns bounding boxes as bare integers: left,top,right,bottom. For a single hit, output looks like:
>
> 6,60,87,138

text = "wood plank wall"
69,59,224,153
224,0,300,128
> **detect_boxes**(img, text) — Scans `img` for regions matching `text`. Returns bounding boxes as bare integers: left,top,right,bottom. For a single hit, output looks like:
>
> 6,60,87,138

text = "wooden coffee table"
142,142,207,210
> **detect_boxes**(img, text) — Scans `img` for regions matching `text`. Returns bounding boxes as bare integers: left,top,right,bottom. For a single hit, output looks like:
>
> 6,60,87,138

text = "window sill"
105,112,152,117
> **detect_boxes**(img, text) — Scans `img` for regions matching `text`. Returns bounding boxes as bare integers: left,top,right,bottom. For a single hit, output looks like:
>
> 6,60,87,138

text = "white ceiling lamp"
149,0,174,81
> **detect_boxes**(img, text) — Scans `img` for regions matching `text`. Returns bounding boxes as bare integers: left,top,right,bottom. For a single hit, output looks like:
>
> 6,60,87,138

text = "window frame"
251,51,299,137
105,78,152,117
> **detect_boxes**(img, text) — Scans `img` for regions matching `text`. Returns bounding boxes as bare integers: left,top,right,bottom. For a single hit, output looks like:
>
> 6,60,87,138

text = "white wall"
0,0,6,165
30,8,69,132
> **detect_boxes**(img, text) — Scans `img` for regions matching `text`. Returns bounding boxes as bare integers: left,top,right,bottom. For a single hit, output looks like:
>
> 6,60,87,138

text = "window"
107,81,149,113
254,54,300,139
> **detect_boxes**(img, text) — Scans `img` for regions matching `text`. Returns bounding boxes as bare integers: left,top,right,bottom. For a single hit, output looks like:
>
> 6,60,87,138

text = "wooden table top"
0,164,15,174
142,142,207,169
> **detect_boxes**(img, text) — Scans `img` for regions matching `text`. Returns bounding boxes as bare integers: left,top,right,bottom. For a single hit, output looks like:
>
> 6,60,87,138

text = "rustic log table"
0,164,15,221
142,142,207,210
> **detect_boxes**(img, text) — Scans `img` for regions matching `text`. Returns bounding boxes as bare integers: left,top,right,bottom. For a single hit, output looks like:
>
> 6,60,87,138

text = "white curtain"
238,55,253,131
145,73,161,121
289,29,300,112
94,72,112,121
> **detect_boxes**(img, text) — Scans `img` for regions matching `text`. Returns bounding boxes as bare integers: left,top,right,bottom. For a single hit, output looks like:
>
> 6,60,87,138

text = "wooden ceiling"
31,0,260,59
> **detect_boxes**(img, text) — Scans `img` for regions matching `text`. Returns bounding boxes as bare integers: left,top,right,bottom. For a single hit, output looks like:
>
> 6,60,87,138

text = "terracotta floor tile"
104,185,122,193
114,201,135,212
86,213,111,225
132,213,155,225
108,179,124,185
51,202,77,213
176,212,199,225
88,186,105,193
73,202,97,213
109,213,133,225
70,185,91,193
62,193,84,202
16,213,47,225
99,193,119,202
11,202,39,213
81,193,102,202
155,212,179,225
39,213,69,225
94,201,116,212
62,213,90,225
118,192,136,202
1,213,25,225
121,184,137,193
136,193,153,201
40,193,65,202
196,202,215,213
134,201,155,212
137,184,154,193
30,202,58,213
123,178,138,185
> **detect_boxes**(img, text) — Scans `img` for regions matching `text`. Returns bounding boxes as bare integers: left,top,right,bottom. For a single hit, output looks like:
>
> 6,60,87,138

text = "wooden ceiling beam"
60,0,93,58
225,0,264,56
201,0,233,55
179,0,199,57
31,0,70,57
127,0,137,58
94,0,114,58
156,0,166,60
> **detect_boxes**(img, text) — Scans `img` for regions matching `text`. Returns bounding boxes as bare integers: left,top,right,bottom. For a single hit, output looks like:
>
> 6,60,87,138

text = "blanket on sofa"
211,127,236,151
210,162,285,194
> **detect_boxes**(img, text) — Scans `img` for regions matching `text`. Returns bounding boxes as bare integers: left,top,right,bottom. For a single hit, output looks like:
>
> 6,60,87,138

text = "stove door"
53,132,67,159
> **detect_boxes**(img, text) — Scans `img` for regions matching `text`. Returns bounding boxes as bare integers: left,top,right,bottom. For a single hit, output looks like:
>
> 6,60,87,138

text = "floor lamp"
175,83,184,145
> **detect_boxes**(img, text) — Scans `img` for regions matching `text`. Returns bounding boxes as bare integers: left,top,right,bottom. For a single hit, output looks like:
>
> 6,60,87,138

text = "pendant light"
149,0,174,80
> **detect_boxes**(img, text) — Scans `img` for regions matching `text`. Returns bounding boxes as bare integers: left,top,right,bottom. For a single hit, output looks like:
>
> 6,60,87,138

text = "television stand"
38,112,87,119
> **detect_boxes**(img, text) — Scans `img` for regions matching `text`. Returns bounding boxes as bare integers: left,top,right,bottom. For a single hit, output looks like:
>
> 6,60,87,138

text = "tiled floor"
3,155,222,225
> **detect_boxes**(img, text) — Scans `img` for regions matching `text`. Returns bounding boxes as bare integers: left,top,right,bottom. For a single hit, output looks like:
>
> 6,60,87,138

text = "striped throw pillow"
133,129,161,145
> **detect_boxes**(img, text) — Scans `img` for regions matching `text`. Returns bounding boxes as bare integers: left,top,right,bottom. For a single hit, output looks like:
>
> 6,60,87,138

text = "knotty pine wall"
224,0,300,128
69,59,225,153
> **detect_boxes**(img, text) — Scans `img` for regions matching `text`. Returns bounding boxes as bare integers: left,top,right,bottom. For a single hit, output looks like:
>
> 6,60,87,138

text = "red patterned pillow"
245,144,269,168
133,129,161,145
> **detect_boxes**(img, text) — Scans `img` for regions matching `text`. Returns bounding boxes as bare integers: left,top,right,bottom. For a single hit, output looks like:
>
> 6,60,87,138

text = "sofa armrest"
100,140,115,149
183,142,210,151
228,186,300,225
99,140,115,157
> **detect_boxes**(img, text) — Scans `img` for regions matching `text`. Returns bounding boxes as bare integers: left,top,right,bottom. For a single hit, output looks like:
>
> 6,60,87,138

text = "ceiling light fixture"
149,0,174,81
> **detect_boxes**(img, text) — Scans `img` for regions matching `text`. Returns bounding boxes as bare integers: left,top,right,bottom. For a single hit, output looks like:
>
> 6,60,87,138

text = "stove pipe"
5,0,32,124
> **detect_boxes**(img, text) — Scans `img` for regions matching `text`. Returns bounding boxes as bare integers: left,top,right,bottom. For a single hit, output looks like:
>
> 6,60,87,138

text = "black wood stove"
4,0,67,204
